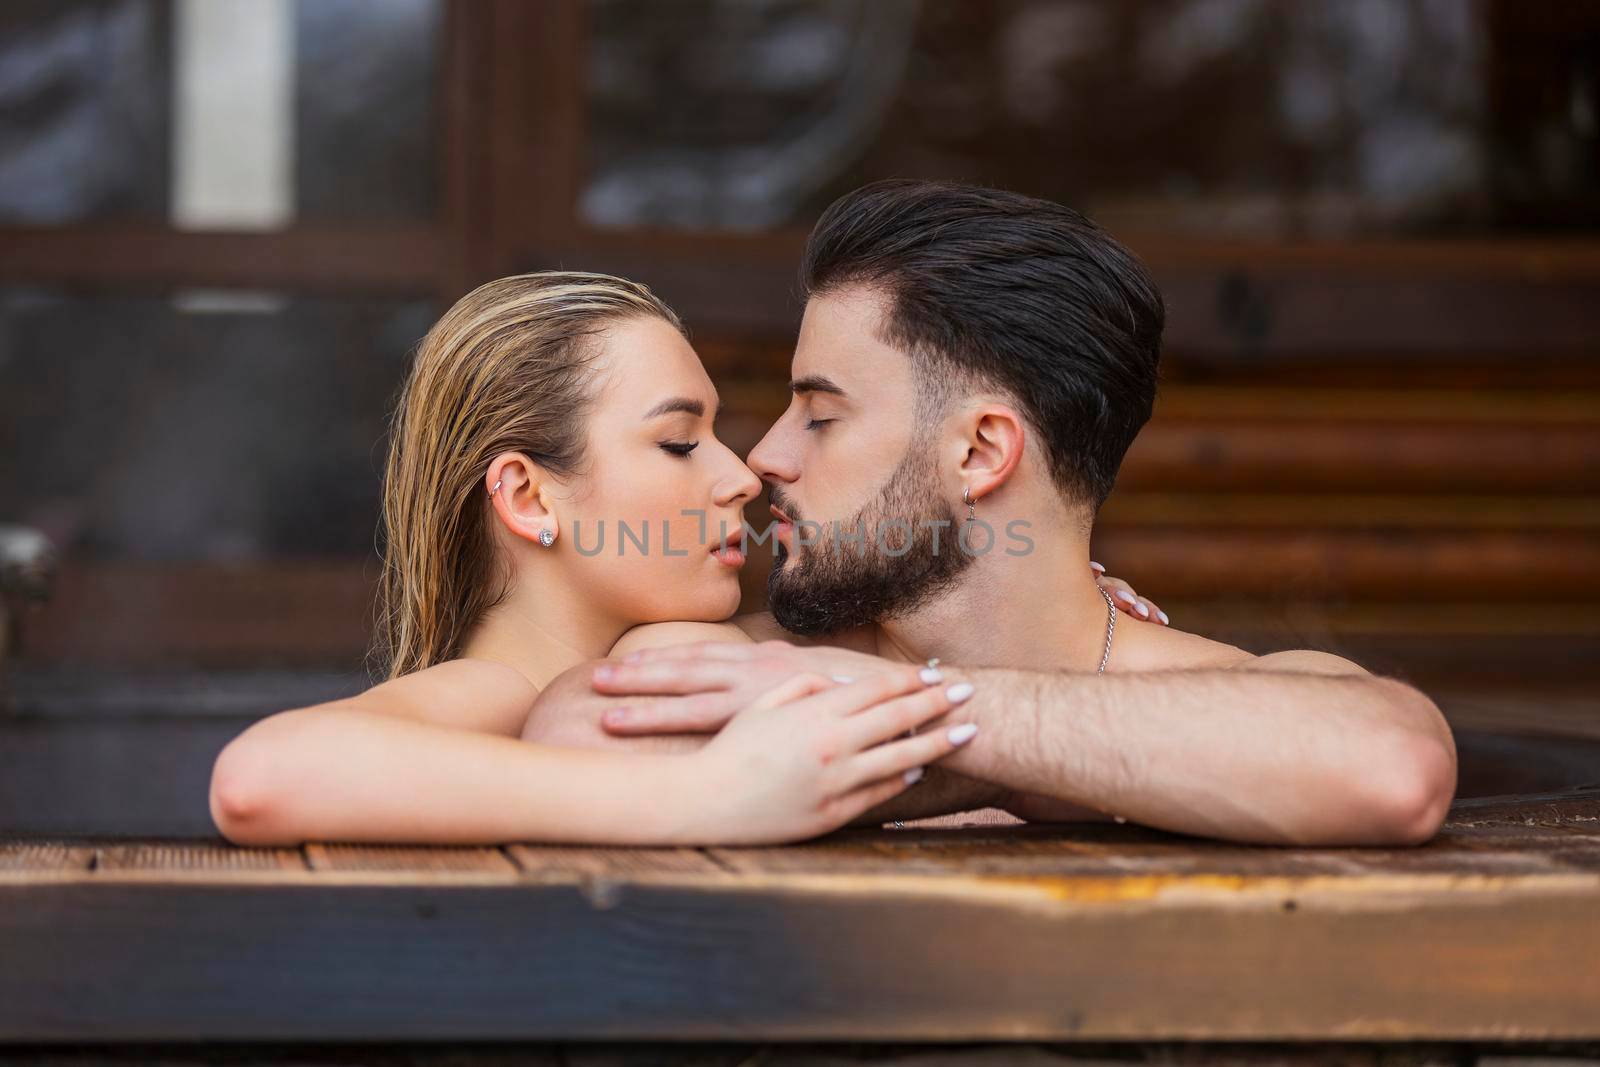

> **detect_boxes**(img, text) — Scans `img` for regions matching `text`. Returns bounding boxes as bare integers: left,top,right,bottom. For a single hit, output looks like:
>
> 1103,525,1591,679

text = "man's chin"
766,565,842,638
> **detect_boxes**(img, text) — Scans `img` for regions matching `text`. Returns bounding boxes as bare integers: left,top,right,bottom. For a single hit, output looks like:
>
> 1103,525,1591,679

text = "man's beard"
767,442,975,637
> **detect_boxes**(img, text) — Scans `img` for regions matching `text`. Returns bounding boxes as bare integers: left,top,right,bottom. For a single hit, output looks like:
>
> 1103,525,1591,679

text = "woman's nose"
713,453,763,508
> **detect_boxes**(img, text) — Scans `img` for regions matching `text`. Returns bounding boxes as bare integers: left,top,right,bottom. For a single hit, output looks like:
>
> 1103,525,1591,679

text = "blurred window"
584,0,1600,236
0,287,435,560
0,0,441,228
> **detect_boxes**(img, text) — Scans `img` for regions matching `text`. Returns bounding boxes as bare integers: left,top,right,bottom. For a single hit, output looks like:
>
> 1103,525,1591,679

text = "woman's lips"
711,529,746,568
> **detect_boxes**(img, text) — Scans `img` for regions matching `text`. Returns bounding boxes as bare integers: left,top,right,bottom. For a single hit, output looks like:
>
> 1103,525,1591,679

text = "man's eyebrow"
643,396,724,419
789,375,846,397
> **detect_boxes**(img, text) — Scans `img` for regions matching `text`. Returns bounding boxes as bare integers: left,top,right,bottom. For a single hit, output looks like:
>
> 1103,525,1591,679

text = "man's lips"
768,504,796,547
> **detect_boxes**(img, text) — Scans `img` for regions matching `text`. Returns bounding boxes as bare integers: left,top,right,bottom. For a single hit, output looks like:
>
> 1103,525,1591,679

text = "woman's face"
556,314,762,625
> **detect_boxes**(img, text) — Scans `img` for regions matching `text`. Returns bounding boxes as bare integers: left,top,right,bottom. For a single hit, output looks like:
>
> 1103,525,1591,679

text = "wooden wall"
2,1,1595,747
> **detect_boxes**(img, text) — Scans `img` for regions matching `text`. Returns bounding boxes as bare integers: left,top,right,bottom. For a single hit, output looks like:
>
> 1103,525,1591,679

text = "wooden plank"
304,843,521,881
95,840,307,878
1125,236,1600,282
0,226,442,293
716,812,1600,883
1,857,1596,1040
0,841,94,877
22,560,375,666
1149,385,1600,423
437,0,496,301
507,843,730,881
712,823,1457,881
1100,494,1600,531
1446,786,1600,830
525,231,1600,355
1119,421,1600,494
485,0,586,268
1090,527,1600,600
718,379,1600,425
1,792,1598,1041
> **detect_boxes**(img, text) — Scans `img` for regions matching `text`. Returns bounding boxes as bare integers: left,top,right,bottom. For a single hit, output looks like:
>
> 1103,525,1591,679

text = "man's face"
747,287,972,635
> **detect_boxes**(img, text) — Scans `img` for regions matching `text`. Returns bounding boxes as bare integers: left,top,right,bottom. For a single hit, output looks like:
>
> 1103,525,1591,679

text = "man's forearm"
842,765,1010,827
929,665,1456,846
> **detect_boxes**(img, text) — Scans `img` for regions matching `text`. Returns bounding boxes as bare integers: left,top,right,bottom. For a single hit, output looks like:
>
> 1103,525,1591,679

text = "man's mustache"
768,486,802,525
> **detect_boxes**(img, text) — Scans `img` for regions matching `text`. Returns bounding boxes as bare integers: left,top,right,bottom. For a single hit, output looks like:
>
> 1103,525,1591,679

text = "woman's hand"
1092,561,1169,625
676,668,979,845
594,640,906,736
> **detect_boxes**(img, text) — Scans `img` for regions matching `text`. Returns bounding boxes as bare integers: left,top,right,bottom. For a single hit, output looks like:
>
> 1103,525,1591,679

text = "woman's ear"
956,404,1026,502
486,452,561,548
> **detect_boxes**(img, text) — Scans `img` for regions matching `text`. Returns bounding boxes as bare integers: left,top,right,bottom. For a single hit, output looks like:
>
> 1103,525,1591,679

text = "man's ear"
955,404,1026,502
485,451,563,548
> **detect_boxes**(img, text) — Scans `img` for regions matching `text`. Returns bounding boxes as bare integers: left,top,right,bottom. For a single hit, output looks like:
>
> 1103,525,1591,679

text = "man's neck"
869,533,1111,673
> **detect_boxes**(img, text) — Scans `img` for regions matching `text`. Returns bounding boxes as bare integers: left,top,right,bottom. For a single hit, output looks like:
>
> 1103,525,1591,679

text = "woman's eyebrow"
643,397,721,419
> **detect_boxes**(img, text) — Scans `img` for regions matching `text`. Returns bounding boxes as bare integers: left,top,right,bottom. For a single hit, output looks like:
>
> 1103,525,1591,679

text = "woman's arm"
210,655,975,848
208,658,702,847
211,705,706,847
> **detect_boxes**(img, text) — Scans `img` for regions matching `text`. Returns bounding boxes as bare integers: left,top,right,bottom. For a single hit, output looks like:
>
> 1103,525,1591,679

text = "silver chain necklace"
891,586,1119,827
1095,586,1116,675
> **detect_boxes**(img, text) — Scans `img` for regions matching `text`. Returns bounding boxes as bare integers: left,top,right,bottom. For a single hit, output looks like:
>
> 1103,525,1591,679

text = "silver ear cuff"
538,528,555,547
489,479,502,495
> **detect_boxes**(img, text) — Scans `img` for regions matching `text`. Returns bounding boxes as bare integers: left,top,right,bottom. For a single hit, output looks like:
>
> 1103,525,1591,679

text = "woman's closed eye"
659,440,700,458
804,418,834,431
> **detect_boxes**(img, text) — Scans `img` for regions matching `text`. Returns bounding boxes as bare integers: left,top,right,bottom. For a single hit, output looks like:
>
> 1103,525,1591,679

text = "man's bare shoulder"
1110,615,1256,671
1112,617,1370,677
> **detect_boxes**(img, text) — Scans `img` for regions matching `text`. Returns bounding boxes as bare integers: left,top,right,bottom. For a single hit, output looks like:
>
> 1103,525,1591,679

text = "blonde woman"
209,273,987,848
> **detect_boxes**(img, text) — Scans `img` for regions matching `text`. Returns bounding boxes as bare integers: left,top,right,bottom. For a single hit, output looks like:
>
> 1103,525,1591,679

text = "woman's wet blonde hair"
371,271,684,681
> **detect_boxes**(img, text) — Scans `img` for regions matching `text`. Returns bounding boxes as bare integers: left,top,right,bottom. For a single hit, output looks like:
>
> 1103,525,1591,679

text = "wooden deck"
3,787,1599,1044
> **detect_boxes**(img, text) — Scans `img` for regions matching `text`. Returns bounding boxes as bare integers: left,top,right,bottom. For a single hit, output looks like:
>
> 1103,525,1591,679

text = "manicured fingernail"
945,682,975,703
604,708,628,725
1089,560,1105,573
1157,610,1170,625
1115,589,1137,604
903,766,924,785
594,665,615,681
1135,602,1150,618
831,674,854,684
919,667,943,684
947,723,979,745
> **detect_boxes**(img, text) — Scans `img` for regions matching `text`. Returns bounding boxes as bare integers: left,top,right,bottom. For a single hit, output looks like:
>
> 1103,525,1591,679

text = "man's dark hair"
801,179,1163,509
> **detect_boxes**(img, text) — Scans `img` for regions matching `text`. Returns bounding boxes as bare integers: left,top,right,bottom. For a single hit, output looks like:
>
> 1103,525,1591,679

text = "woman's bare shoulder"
343,657,540,737
609,619,754,658
726,612,879,652
728,611,787,642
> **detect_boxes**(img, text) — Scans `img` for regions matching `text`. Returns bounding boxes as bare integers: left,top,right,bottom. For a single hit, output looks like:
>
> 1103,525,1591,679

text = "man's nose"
747,422,797,485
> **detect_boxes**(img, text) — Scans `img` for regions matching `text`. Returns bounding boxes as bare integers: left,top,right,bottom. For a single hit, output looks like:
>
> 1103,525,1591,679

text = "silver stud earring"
538,528,555,548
